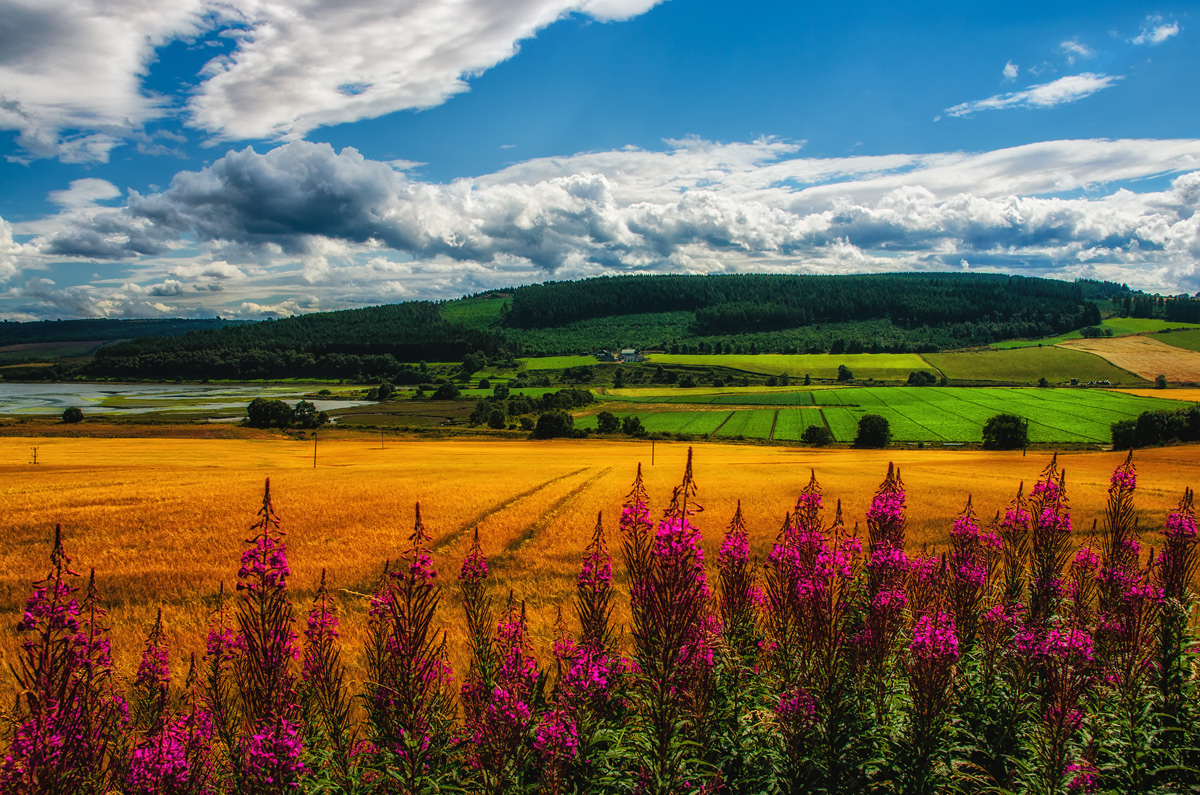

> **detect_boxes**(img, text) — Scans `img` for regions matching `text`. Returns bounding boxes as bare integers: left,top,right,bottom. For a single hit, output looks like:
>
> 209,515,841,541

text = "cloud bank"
6,136,1200,318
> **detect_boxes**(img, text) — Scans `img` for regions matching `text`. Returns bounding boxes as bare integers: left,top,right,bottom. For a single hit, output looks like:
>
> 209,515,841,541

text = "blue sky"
0,0,1196,319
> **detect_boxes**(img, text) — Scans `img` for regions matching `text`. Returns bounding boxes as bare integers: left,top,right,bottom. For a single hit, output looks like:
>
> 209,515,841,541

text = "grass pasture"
646,353,931,380
925,345,1144,385
1,436,1197,706
589,386,1185,444
1156,329,1200,353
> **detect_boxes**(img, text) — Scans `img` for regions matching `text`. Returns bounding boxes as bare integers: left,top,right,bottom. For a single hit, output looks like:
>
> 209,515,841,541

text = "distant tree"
1111,419,1136,450
519,416,535,431
906,371,937,387
432,383,461,400
613,368,626,388
837,365,854,382
939,374,949,386
982,413,1028,450
1156,373,1168,389
247,398,294,428
460,350,487,375
779,373,791,387
803,373,811,386
532,410,574,439
494,383,510,400
61,406,84,424
1080,326,1105,338
622,415,646,437
854,414,890,448
766,376,778,387
488,409,506,429
293,400,325,429
678,375,697,388
801,424,834,447
596,411,621,434
1038,377,1050,388
478,378,491,390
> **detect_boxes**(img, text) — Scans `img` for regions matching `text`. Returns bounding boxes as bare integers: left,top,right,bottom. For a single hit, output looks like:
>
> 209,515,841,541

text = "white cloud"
1060,39,1094,63
1133,17,1180,45
187,0,666,141
0,0,665,160
944,73,1119,117
0,0,211,162
1003,60,1019,81
11,136,1200,316
47,179,122,210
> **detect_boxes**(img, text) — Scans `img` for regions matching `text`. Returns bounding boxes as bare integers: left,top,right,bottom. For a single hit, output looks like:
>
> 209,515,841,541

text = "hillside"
63,272,1116,382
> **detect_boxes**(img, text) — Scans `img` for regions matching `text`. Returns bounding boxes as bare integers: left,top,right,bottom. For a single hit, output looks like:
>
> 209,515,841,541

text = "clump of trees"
468,388,595,430
837,365,854,382
801,424,834,447
246,398,329,429
854,414,891,448
1112,406,1200,449
61,406,84,423
906,371,938,387
982,413,1028,450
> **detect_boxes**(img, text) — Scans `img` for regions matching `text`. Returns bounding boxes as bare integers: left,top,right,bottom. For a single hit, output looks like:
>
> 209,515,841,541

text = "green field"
713,409,778,438
585,386,1187,444
647,353,931,380
520,355,600,370
991,317,1200,349
1156,329,1200,353
925,346,1144,385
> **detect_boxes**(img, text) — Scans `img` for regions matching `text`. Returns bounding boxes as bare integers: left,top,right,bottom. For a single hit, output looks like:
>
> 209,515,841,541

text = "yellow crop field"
1061,335,1200,383
1111,387,1200,403
2,435,1199,703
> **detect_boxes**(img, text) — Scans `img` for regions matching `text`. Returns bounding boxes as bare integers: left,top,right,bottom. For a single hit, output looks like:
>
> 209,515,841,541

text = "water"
0,382,372,416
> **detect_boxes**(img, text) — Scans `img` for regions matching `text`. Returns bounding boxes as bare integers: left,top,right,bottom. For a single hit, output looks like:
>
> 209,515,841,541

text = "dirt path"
1058,336,1200,383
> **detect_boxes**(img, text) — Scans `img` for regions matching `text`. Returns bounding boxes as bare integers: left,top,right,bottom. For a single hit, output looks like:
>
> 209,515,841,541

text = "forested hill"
0,317,244,346
504,273,1094,333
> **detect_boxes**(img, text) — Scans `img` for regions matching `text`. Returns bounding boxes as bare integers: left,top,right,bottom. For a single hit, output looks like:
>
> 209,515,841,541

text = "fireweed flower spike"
1157,488,1198,723
1028,456,1073,626
858,464,910,717
367,503,454,790
234,479,305,793
577,512,615,657
131,608,171,732
904,610,960,792
717,501,758,657
1,526,127,795
301,569,355,781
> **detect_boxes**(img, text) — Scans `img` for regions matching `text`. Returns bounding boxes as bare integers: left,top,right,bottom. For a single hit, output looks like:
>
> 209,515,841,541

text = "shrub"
61,406,84,423
532,410,574,438
1156,373,1168,389
596,411,621,434
247,397,295,428
801,424,834,447
487,410,506,430
906,371,937,387
432,383,461,400
837,364,854,382
622,415,646,437
982,413,1028,450
854,413,890,448
518,416,535,431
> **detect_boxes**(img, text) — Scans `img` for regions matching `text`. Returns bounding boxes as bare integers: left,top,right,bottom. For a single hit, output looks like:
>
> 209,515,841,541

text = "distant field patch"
1152,329,1200,353
576,410,732,436
1058,336,1200,383
925,346,1144,385
991,318,1200,349
713,409,777,438
1111,388,1200,403
647,353,931,380
521,356,600,370
771,409,826,441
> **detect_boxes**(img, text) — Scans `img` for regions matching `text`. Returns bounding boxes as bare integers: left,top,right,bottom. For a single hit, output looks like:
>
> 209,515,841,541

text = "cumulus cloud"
944,73,1119,117
0,0,665,158
9,135,1200,317
1003,60,1019,81
1133,17,1180,45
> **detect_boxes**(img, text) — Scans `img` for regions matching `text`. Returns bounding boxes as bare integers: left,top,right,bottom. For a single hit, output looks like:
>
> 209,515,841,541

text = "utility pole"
30,447,37,465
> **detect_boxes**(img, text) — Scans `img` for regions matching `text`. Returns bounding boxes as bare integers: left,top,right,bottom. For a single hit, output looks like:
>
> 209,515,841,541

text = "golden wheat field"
3,434,1199,705
1061,336,1200,382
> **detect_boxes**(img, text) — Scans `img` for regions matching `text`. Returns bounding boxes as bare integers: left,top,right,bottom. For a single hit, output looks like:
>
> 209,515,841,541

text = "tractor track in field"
431,467,589,552
708,410,736,438
494,467,614,563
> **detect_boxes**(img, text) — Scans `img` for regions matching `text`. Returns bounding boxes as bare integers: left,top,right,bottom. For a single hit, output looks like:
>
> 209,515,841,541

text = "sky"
0,0,1197,320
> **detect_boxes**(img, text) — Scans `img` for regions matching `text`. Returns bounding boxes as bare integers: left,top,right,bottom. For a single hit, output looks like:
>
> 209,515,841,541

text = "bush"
982,413,1028,450
247,398,294,428
906,370,937,387
1156,373,1168,389
854,414,890,448
801,424,834,447
432,383,461,400
596,411,621,434
518,416,535,431
1111,418,1136,450
478,378,491,390
837,364,854,382
1038,377,1050,388
61,406,84,424
622,415,646,437
487,410,506,430
532,410,574,439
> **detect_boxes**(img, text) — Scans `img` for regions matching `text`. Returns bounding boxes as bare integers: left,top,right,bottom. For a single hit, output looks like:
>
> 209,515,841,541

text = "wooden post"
30,447,37,465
